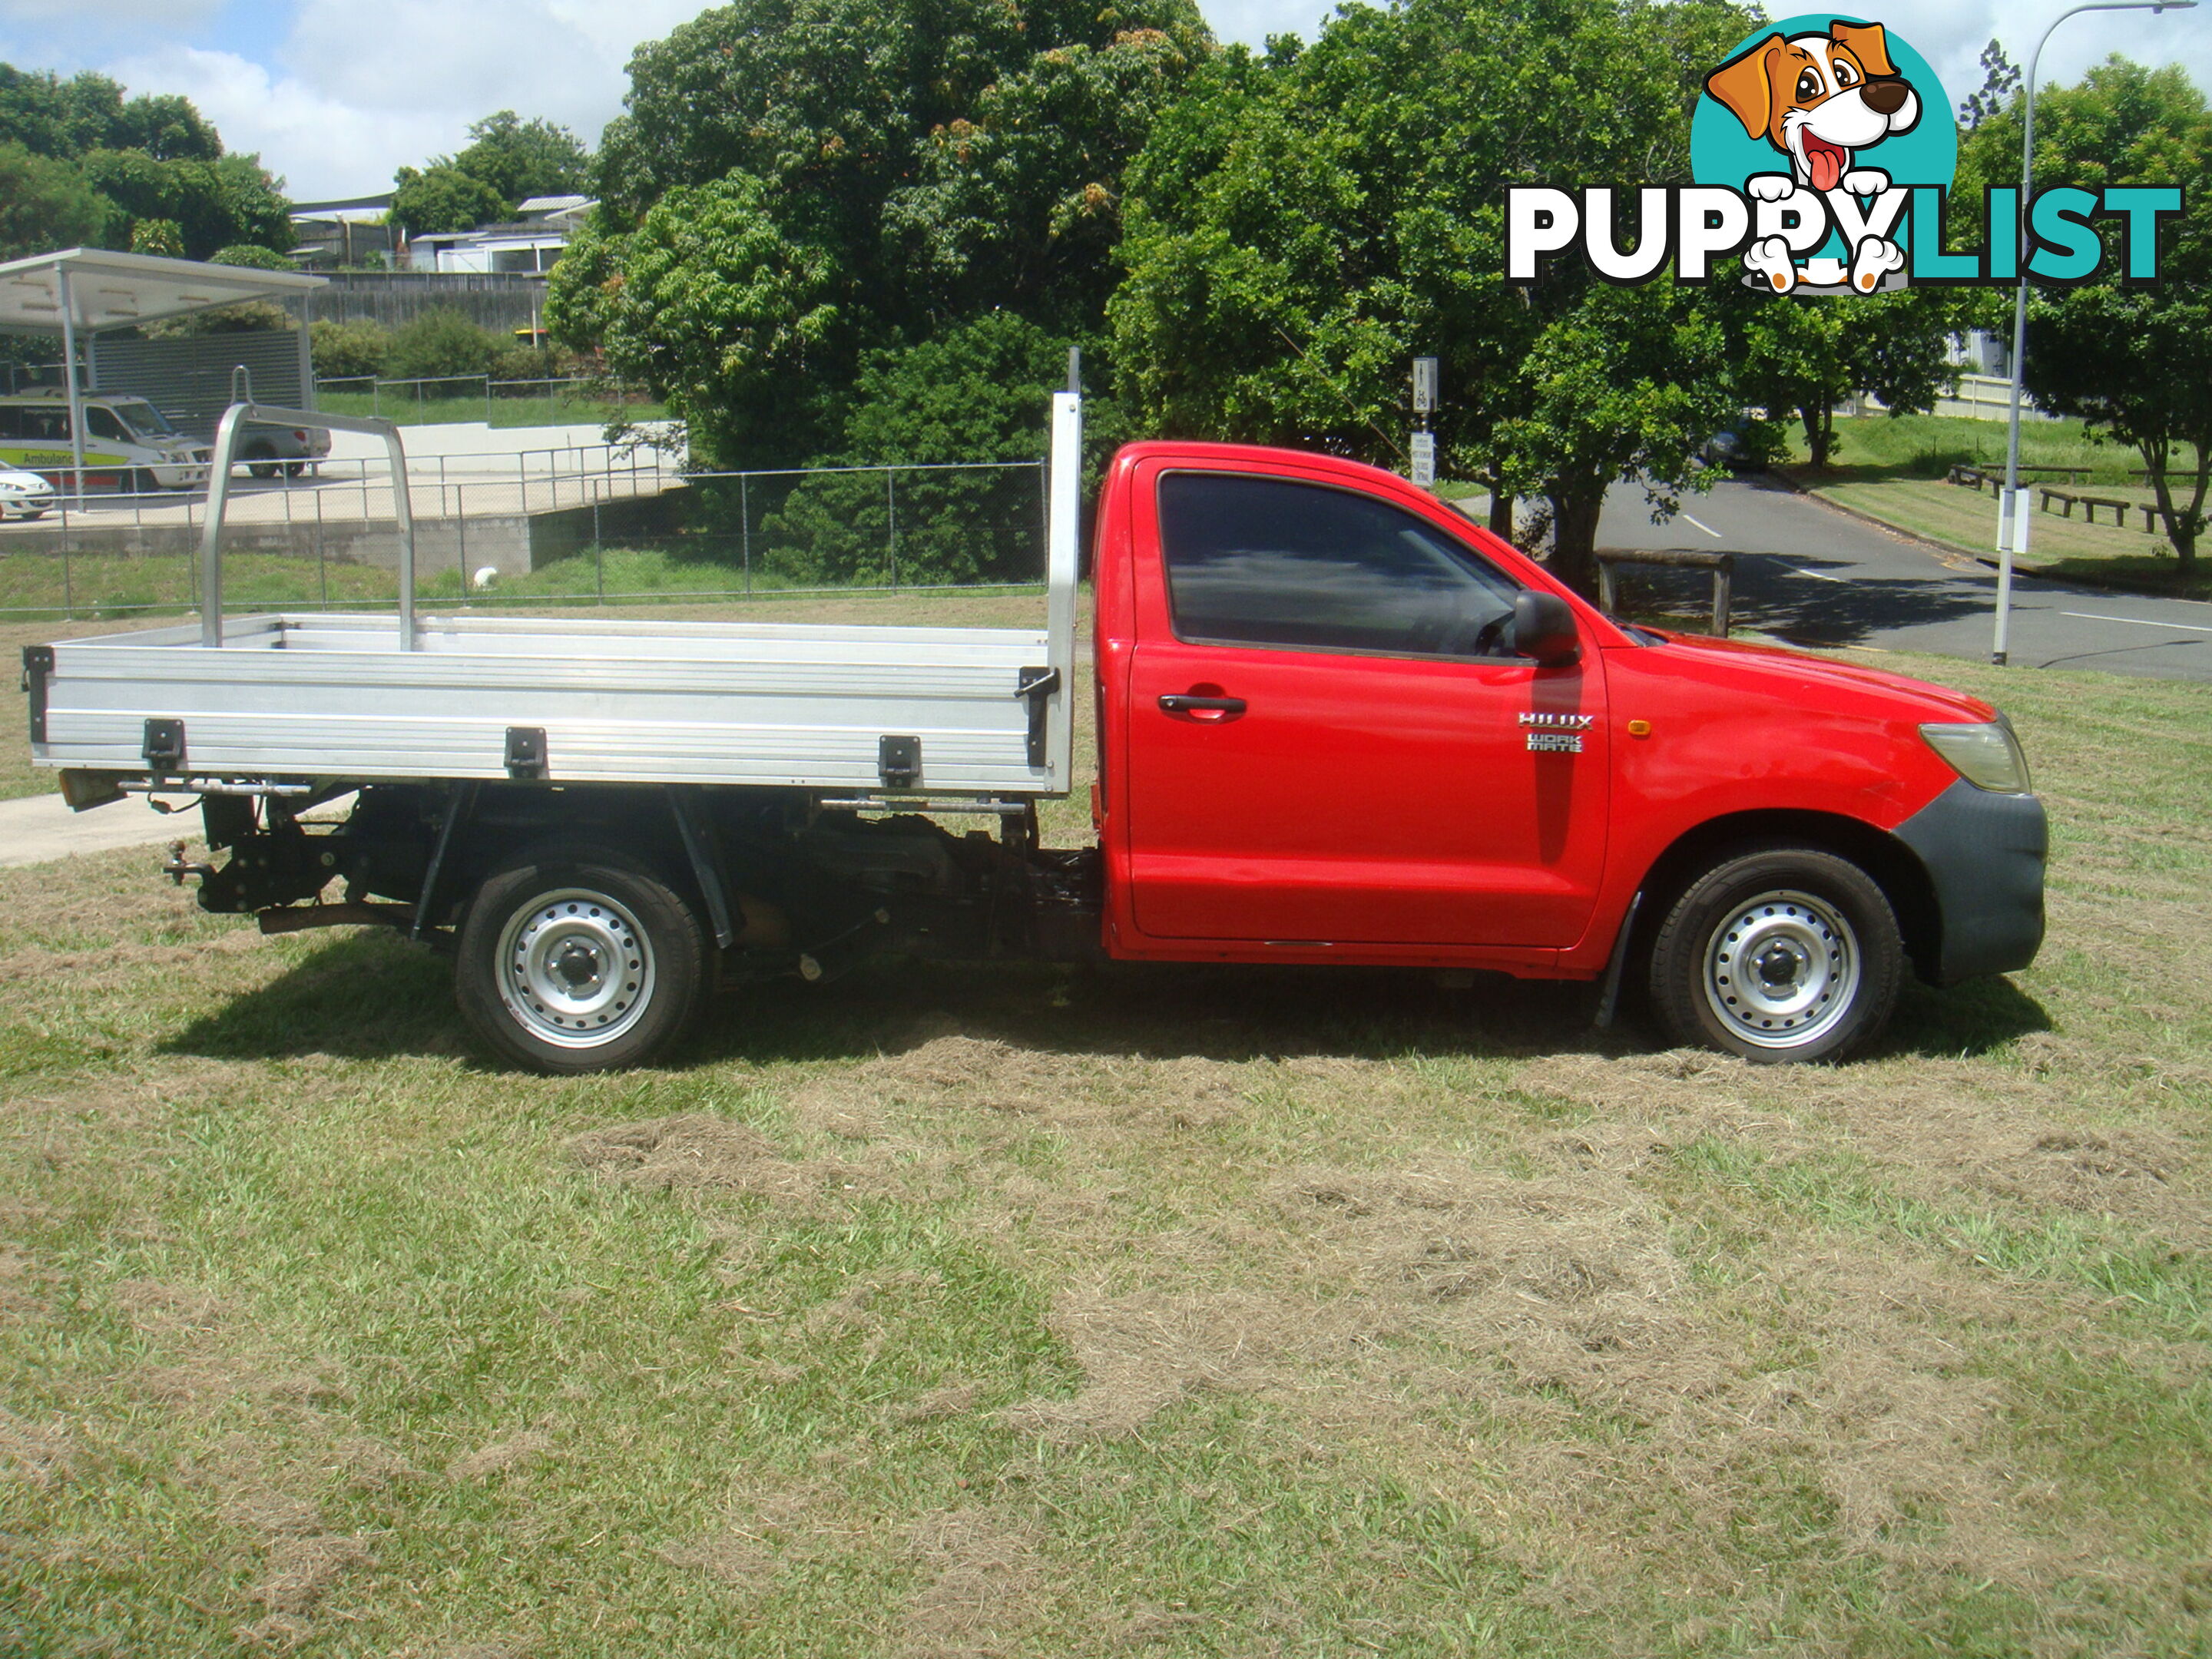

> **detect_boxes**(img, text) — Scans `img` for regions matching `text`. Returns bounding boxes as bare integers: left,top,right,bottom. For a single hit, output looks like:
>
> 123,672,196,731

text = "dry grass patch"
2,639,2210,1654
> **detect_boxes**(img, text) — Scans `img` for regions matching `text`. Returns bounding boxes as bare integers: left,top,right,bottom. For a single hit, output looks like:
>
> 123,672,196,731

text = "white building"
407,197,594,276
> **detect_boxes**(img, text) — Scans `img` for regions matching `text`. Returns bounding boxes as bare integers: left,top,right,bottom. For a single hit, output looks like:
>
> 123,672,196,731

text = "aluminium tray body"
31,610,1069,798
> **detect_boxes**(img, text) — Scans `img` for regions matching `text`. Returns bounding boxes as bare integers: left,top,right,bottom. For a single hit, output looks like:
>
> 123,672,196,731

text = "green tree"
392,164,507,234
130,216,184,256
0,65,286,258
1961,57,2212,569
554,0,1207,466
1735,287,1976,469
1111,0,1757,593
0,141,111,258
450,110,589,204
550,171,843,462
757,312,1081,583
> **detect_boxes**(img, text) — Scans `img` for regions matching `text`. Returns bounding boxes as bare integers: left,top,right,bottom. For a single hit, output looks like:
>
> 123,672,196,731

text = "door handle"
1158,694,1247,715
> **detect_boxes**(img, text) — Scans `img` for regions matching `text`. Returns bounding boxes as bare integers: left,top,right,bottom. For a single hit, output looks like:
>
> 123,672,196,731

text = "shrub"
310,319,389,380
209,243,296,270
754,313,1075,585
383,306,505,382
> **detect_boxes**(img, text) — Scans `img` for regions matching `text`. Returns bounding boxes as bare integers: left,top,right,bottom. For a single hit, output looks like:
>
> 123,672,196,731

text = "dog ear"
1830,21,1898,78
1705,35,1786,140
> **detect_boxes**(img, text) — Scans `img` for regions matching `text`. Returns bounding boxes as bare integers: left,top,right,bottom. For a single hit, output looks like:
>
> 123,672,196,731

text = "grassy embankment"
1781,414,2210,599
311,391,669,431
4,585,2211,1654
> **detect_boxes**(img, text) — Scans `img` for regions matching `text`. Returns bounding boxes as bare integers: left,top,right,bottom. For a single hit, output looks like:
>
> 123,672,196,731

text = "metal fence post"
316,485,327,611
742,473,752,597
594,498,604,604
886,467,898,589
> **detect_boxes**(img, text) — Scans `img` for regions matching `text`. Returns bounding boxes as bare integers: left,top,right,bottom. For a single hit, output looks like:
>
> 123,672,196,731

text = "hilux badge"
1520,712,1591,754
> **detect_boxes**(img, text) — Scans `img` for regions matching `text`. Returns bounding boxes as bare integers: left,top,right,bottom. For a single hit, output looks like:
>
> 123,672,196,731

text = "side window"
84,406,128,442
22,407,67,442
1157,472,1521,657
0,407,19,439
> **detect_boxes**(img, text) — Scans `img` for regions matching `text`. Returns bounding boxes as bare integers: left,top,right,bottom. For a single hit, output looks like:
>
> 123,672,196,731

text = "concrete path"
0,790,191,869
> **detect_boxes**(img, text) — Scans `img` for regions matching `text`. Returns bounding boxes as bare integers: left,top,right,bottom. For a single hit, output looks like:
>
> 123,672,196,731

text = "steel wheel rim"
495,886,655,1049
1701,888,1860,1050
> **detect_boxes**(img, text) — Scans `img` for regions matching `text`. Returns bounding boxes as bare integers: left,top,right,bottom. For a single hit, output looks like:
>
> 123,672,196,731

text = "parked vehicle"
0,463,56,519
0,391,211,489
22,392,2046,1071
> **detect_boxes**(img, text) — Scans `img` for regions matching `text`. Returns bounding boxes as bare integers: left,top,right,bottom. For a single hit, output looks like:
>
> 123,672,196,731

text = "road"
1588,474,2212,682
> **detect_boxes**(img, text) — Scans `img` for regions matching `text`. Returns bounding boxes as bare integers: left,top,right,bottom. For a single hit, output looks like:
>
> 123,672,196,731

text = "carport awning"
0,247,325,336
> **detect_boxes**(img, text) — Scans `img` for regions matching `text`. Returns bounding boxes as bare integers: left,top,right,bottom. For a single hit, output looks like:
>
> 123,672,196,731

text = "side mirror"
1514,590,1581,667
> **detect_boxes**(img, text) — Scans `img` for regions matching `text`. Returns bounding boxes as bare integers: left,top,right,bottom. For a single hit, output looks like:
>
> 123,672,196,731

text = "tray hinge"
142,717,186,773
21,646,52,743
878,734,920,790
1015,665,1059,769
505,726,547,780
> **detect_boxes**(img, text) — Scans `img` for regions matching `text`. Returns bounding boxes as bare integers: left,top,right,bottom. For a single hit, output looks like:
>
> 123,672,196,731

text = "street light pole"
1993,0,2197,665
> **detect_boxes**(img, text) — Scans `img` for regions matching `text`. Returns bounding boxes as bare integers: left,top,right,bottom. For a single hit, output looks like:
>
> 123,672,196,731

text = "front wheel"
1647,844,1903,1063
455,845,707,1073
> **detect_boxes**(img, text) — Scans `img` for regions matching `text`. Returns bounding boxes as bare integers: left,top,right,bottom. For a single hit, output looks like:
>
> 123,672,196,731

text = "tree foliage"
1111,0,1759,592
383,307,508,382
391,164,508,235
0,141,110,260
0,63,289,260
754,313,1085,584
1734,288,1975,469
1960,57,2212,568
392,110,591,231
550,0,1208,470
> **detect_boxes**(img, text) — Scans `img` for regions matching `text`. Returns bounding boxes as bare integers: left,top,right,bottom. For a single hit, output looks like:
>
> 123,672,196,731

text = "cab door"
1120,465,1608,948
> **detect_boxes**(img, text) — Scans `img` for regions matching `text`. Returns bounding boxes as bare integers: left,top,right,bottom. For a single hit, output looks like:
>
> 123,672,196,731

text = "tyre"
244,443,279,479
1647,843,1903,1064
455,844,707,1073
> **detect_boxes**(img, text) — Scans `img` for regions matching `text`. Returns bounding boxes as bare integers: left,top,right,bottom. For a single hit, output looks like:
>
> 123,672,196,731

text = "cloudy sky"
0,0,2205,200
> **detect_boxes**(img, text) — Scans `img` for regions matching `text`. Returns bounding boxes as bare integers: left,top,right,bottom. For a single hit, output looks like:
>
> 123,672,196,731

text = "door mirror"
1513,590,1581,667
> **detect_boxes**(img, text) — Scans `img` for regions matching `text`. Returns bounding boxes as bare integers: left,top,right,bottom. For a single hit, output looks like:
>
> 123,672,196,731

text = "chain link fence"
0,455,1048,621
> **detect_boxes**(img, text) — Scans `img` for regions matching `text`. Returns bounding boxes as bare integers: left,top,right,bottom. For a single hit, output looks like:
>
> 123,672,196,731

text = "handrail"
201,402,417,651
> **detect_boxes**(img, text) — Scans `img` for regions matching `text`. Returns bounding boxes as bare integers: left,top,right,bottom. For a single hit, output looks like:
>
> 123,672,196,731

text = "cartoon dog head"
1704,22,1921,194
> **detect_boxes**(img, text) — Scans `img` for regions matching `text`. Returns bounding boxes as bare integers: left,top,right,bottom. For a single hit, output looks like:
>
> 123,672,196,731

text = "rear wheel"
244,442,279,479
1647,844,1902,1063
455,845,707,1073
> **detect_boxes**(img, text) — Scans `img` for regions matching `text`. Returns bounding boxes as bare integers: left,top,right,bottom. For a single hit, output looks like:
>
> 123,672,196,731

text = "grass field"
1783,416,2209,599
4,592,2210,1654
313,391,670,432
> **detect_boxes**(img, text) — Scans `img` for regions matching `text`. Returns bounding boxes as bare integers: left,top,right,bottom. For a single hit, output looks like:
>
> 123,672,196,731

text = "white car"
0,465,55,520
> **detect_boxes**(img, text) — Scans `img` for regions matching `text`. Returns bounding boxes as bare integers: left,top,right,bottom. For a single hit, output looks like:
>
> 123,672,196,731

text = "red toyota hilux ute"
1084,441,2045,1063
26,422,2045,1071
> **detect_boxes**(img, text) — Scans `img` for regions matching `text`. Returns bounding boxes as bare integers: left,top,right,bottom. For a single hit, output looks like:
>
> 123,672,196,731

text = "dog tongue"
1807,142,1844,194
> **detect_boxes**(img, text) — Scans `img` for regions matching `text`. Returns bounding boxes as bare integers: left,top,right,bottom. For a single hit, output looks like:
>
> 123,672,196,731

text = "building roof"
0,248,325,336
290,193,396,224
515,194,592,215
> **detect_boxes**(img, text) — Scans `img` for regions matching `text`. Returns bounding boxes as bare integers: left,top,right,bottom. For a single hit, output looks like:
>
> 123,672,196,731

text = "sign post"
1409,356,1438,489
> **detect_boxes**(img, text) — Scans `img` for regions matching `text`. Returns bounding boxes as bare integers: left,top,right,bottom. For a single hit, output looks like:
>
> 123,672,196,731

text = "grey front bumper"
1893,777,2048,985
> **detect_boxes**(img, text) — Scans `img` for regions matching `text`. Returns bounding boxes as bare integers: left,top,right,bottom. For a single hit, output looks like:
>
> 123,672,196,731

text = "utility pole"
1409,356,1438,489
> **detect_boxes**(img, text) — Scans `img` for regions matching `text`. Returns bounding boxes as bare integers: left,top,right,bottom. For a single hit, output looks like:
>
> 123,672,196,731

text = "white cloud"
104,44,434,197
0,0,220,22
107,1,710,198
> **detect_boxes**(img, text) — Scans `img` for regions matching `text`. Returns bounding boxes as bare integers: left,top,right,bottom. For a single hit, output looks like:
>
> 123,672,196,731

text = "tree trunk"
1488,467,1513,541
1800,402,1835,469
2140,438,2204,574
1547,484,1604,598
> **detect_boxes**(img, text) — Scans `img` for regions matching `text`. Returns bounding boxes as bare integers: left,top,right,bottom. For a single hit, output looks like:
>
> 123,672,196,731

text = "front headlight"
1920,720,2032,793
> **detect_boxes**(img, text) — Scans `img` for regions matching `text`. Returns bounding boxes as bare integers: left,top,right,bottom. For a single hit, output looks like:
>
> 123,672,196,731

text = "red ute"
1091,442,2044,1061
